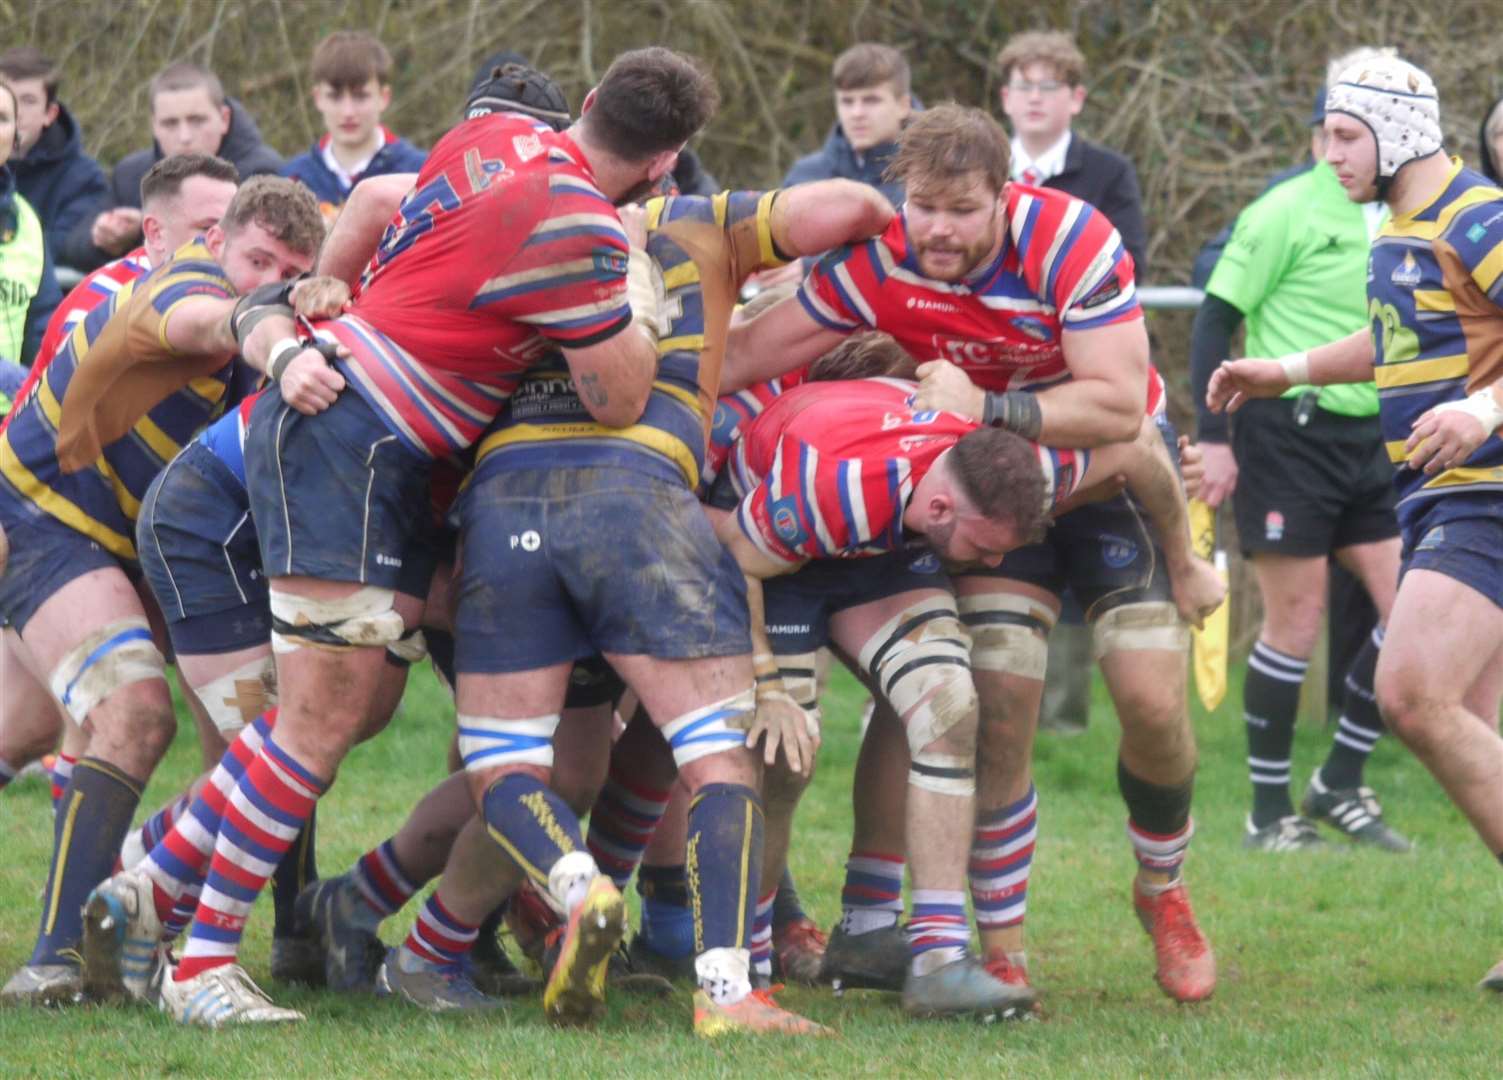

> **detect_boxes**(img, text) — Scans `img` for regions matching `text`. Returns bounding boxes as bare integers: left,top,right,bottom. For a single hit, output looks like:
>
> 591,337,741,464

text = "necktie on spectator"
1022,166,1043,186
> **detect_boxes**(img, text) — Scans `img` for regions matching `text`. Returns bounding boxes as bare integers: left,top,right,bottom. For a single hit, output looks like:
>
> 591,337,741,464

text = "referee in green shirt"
1189,67,1409,853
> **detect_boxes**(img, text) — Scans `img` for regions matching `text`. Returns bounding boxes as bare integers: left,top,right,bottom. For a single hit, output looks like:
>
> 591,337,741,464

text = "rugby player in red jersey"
727,104,1220,1005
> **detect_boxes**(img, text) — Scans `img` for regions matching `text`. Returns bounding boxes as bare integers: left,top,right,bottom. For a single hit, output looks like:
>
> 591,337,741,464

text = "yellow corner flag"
1189,499,1229,711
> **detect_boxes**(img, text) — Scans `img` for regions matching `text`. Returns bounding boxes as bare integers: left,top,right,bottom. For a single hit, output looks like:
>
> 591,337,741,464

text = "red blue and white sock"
905,890,969,975
401,892,479,968
749,888,776,980
585,765,670,890
49,752,77,807
839,850,905,935
141,713,271,934
352,839,419,924
1127,818,1193,888
176,731,324,981
970,784,1037,931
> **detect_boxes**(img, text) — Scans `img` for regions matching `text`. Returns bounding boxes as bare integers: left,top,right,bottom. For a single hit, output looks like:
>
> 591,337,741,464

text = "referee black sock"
1245,640,1308,828
1317,627,1385,791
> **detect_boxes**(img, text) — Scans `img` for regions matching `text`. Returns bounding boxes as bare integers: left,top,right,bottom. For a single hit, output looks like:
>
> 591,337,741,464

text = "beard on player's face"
906,175,1003,282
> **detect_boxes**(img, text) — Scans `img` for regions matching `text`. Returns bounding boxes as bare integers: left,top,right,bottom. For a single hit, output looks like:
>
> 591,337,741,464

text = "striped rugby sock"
585,765,670,891
905,890,969,975
839,850,905,935
749,889,776,979
352,838,420,923
175,732,324,981
402,892,479,967
970,784,1037,932
1245,640,1307,827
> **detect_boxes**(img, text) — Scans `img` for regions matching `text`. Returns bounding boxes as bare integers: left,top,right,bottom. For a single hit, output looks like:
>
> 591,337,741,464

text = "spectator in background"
0,48,108,273
996,30,1148,275
1189,48,1408,853
0,80,61,365
63,61,281,272
996,29,1150,735
1479,93,1503,183
783,42,911,205
280,31,425,225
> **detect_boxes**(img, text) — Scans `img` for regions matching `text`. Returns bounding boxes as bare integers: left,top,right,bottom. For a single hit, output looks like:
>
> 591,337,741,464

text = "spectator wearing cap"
0,48,108,273
62,61,282,272
281,31,426,225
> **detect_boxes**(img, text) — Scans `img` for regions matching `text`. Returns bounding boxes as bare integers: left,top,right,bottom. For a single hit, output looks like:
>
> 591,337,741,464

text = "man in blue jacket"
63,62,282,272
280,31,425,225
0,48,108,276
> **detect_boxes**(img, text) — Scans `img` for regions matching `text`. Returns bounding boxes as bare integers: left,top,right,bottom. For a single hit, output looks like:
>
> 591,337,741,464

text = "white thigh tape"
386,629,429,664
857,600,976,751
1092,601,1189,659
457,713,561,772
193,655,278,736
774,651,820,711
49,618,167,725
662,687,754,768
958,593,1054,678
269,585,405,653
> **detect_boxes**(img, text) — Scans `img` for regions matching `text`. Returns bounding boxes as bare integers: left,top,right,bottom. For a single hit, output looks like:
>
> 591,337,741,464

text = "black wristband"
228,277,305,345
982,390,1043,438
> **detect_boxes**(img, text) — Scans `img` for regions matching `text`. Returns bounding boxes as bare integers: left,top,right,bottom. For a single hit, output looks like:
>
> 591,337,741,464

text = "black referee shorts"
1229,395,1398,558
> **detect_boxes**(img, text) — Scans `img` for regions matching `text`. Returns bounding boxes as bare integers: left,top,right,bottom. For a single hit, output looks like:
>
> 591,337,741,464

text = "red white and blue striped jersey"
11,248,154,436
798,183,1164,415
728,377,1087,566
702,367,806,492
325,113,631,457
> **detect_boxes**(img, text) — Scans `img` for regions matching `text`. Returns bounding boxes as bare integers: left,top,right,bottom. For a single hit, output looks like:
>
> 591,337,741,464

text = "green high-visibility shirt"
1207,160,1378,417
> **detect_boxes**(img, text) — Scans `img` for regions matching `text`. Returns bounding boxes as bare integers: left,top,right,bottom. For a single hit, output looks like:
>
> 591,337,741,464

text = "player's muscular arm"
771,179,894,258
1039,319,1151,446
724,295,847,393
319,174,418,284
1207,328,1375,413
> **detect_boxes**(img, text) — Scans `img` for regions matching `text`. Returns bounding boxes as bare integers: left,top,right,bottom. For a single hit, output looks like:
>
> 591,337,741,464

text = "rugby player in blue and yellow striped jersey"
0,176,325,1005
1210,55,1503,996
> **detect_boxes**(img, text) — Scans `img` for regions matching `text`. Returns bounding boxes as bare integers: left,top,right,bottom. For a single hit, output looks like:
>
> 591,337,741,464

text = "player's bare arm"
724,293,847,393
318,173,419,284
707,506,818,778
1207,328,1375,414
770,178,895,259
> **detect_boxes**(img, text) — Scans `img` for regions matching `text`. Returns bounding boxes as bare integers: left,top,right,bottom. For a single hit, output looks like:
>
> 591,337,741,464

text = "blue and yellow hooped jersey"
472,190,789,490
0,239,238,561
1369,160,1503,528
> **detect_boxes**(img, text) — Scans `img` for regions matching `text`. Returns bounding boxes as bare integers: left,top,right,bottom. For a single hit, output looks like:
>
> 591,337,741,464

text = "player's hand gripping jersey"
798,183,1165,415
315,112,633,458
728,377,1086,566
0,239,243,560
474,190,791,490
1368,161,1503,527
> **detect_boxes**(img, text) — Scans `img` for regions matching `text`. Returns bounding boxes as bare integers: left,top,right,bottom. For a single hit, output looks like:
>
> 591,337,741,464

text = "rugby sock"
839,850,905,935
638,863,694,958
142,713,272,930
271,812,318,938
1318,627,1385,791
30,758,143,965
49,752,77,807
969,784,1037,932
749,889,776,980
121,793,191,870
352,838,420,924
400,892,479,968
905,890,969,975
686,783,763,953
480,774,586,901
585,764,670,890
0,757,14,789
176,734,324,981
1119,761,1194,887
1245,640,1307,827
771,867,808,931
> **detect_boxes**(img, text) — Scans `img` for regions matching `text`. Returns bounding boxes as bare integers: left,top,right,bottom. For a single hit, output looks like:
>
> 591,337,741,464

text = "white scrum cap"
1324,55,1441,182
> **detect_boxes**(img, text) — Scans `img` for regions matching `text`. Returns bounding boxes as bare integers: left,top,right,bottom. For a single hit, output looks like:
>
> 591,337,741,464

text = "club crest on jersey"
593,250,629,276
1390,252,1421,287
1011,315,1051,341
512,133,544,162
1100,533,1138,568
769,496,806,545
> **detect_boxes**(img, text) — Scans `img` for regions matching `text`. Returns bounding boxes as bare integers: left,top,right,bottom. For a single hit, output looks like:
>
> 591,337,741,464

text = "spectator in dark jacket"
63,61,282,272
783,42,912,207
280,31,425,225
0,48,108,275
0,80,60,365
996,30,1149,278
